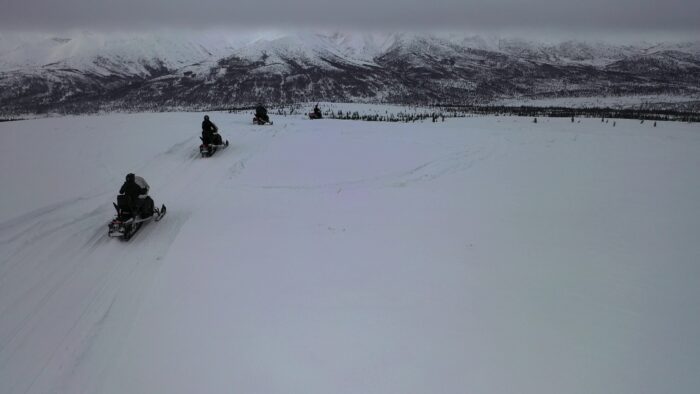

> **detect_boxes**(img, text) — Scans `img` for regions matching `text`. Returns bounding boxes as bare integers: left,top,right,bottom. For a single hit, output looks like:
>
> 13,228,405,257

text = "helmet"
204,115,209,120
126,173,135,182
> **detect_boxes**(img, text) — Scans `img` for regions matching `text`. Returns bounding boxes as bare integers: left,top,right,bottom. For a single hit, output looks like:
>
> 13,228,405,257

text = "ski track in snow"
234,120,505,191
0,126,206,393
249,144,488,191
1,111,700,393
0,114,279,393
0,114,472,393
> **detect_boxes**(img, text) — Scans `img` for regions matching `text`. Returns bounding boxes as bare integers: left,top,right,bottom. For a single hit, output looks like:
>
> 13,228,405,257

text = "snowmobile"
253,114,273,125
108,194,166,240
309,104,322,119
199,135,229,157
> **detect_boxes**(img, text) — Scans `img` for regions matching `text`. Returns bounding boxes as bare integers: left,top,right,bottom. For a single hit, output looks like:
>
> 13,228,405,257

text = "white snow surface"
1,109,700,393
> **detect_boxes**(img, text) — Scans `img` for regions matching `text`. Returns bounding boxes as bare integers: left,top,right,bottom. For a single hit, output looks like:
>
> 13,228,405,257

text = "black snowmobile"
309,104,322,119
253,106,273,125
199,135,229,157
253,114,273,125
108,194,166,240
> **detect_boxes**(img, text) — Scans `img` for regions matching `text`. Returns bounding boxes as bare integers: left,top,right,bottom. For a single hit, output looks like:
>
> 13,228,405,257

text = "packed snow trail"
0,113,268,393
1,111,700,393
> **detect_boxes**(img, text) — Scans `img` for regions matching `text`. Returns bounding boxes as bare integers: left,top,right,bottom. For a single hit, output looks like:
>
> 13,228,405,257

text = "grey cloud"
3,0,700,33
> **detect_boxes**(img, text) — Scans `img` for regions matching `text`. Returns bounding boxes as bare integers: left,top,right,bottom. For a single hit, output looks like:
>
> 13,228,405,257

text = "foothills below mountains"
1,31,699,114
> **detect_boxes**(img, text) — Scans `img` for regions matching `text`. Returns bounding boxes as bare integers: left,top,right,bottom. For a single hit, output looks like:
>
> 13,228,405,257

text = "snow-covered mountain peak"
323,32,400,59
1,30,699,113
2,30,699,73
0,30,250,75
232,32,388,68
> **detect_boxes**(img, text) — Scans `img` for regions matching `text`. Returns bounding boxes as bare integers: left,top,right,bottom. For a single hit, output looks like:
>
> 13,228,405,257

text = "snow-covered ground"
1,109,699,393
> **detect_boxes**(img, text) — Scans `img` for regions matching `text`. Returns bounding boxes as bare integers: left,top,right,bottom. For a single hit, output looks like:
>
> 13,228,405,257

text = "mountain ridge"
1,31,699,114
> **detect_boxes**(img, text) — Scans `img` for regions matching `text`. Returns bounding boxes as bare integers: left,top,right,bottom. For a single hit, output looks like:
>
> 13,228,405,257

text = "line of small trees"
286,105,700,124
326,110,449,123
266,103,699,124
437,105,700,122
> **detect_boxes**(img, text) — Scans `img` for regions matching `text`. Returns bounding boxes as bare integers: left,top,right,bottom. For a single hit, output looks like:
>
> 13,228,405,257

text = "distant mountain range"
1,31,699,114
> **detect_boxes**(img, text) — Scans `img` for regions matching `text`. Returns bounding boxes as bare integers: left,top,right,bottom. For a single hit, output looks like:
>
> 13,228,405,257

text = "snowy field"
1,109,699,393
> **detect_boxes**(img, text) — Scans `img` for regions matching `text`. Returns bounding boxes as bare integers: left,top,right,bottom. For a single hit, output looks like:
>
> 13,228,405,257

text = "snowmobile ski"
155,204,167,221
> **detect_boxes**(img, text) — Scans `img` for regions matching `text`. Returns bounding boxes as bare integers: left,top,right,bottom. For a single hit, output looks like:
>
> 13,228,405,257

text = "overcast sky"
2,0,699,36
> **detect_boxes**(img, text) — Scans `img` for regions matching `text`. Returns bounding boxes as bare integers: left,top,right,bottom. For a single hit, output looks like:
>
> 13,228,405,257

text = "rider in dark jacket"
255,104,269,123
201,115,222,145
119,173,154,217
